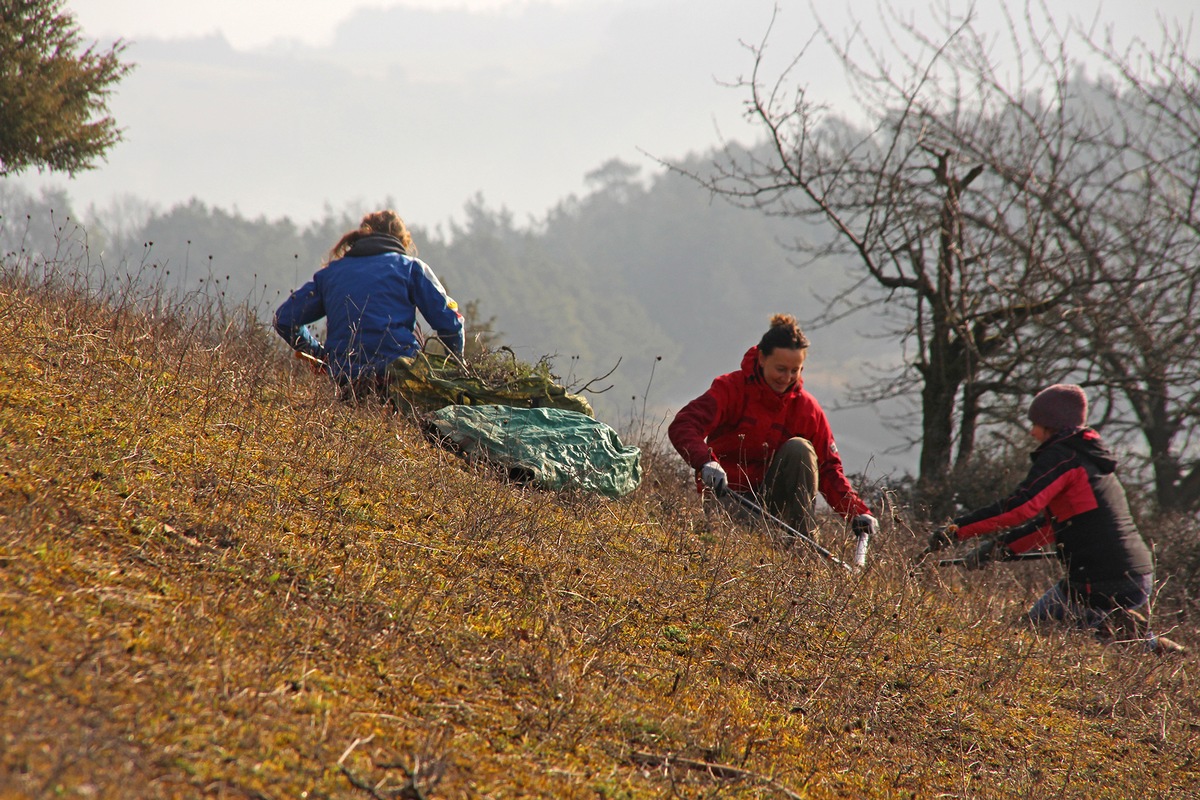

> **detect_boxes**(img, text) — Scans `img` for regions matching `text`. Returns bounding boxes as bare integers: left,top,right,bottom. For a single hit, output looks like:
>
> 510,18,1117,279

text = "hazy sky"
68,0,568,49
16,0,1199,228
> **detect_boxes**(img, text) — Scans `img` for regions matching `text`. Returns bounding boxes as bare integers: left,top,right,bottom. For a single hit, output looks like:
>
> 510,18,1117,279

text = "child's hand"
926,523,959,553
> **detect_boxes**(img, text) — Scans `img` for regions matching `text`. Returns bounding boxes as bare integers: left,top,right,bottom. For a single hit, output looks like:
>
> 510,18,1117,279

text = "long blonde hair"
328,210,416,261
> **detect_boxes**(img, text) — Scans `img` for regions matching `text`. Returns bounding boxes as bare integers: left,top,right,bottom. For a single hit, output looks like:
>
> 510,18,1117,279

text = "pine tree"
0,0,132,176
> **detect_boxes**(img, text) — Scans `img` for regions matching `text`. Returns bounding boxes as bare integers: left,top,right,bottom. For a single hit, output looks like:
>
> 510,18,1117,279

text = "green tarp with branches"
426,405,642,498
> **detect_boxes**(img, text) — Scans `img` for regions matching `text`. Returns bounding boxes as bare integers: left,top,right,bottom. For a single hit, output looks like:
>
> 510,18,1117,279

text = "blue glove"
700,461,728,495
963,539,993,570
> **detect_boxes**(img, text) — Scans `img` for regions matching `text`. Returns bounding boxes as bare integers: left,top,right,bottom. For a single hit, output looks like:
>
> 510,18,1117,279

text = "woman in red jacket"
668,314,878,542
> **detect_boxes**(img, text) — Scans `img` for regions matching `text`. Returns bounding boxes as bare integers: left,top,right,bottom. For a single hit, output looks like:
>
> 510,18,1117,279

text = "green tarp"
427,405,642,498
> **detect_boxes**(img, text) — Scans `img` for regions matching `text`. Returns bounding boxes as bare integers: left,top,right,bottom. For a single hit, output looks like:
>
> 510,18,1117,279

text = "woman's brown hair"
758,313,810,355
328,210,416,262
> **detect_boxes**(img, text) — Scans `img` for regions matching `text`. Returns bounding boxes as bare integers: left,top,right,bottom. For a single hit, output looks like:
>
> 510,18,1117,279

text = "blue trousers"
1028,572,1154,629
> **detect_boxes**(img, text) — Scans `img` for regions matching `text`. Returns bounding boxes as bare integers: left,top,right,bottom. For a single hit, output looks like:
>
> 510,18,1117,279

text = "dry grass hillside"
2,261,1198,799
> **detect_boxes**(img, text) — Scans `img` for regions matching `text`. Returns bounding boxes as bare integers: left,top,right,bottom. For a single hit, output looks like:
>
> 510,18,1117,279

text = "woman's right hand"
700,461,728,495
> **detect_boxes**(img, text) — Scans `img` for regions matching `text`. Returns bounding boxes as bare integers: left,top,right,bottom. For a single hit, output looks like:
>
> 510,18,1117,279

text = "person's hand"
926,523,959,553
852,514,879,538
700,461,728,495
962,539,994,570
295,349,326,375
968,539,1014,570
851,514,875,568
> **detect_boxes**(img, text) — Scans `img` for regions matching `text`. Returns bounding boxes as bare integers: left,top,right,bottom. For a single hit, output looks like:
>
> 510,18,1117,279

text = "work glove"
963,539,1013,570
962,539,994,570
926,523,959,553
850,514,875,569
852,514,879,538
699,461,728,496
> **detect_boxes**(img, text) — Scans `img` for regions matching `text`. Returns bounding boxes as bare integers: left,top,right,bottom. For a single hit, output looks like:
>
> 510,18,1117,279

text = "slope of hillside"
2,266,1197,798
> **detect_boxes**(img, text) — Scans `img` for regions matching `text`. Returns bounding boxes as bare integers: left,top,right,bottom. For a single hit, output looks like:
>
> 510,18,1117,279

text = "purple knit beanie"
1028,384,1088,431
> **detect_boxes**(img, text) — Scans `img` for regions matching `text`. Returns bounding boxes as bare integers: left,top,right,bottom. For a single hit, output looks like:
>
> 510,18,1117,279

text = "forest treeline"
0,149,865,446
5,53,1200,517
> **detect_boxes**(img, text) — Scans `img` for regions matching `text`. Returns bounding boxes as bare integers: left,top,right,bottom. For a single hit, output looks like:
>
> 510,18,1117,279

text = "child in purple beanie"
926,384,1160,645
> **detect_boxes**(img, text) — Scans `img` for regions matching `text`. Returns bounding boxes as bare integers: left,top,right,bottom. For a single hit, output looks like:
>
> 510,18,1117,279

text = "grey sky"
16,0,1199,228
67,1,558,48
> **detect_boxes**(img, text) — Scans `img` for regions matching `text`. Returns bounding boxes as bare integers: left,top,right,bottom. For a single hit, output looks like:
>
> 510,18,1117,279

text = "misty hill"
2,241,1197,798
13,2,779,228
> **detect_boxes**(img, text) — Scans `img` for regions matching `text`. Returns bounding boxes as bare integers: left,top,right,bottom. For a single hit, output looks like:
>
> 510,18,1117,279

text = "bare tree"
684,1,1200,511
679,3,1070,505
896,7,1200,511
1031,41,1200,511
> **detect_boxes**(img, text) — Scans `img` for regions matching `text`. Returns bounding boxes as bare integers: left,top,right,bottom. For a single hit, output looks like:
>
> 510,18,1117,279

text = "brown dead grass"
1,260,1198,799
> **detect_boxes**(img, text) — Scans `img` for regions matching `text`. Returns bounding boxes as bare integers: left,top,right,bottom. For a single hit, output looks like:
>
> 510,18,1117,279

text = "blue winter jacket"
273,234,464,381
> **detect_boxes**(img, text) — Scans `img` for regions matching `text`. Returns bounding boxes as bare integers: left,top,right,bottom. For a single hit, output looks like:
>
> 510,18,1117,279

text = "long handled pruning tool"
937,550,1057,567
725,491,866,573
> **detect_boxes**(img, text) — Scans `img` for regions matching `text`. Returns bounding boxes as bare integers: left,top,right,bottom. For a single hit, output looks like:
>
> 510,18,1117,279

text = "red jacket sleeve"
668,377,735,471
1000,516,1056,554
954,447,1090,541
802,404,870,518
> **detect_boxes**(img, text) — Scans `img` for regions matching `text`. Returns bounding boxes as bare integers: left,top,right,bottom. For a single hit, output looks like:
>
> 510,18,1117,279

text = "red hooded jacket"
668,346,870,518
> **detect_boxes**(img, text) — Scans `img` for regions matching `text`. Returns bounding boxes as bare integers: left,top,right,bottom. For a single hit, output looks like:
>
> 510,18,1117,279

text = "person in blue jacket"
274,209,464,399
